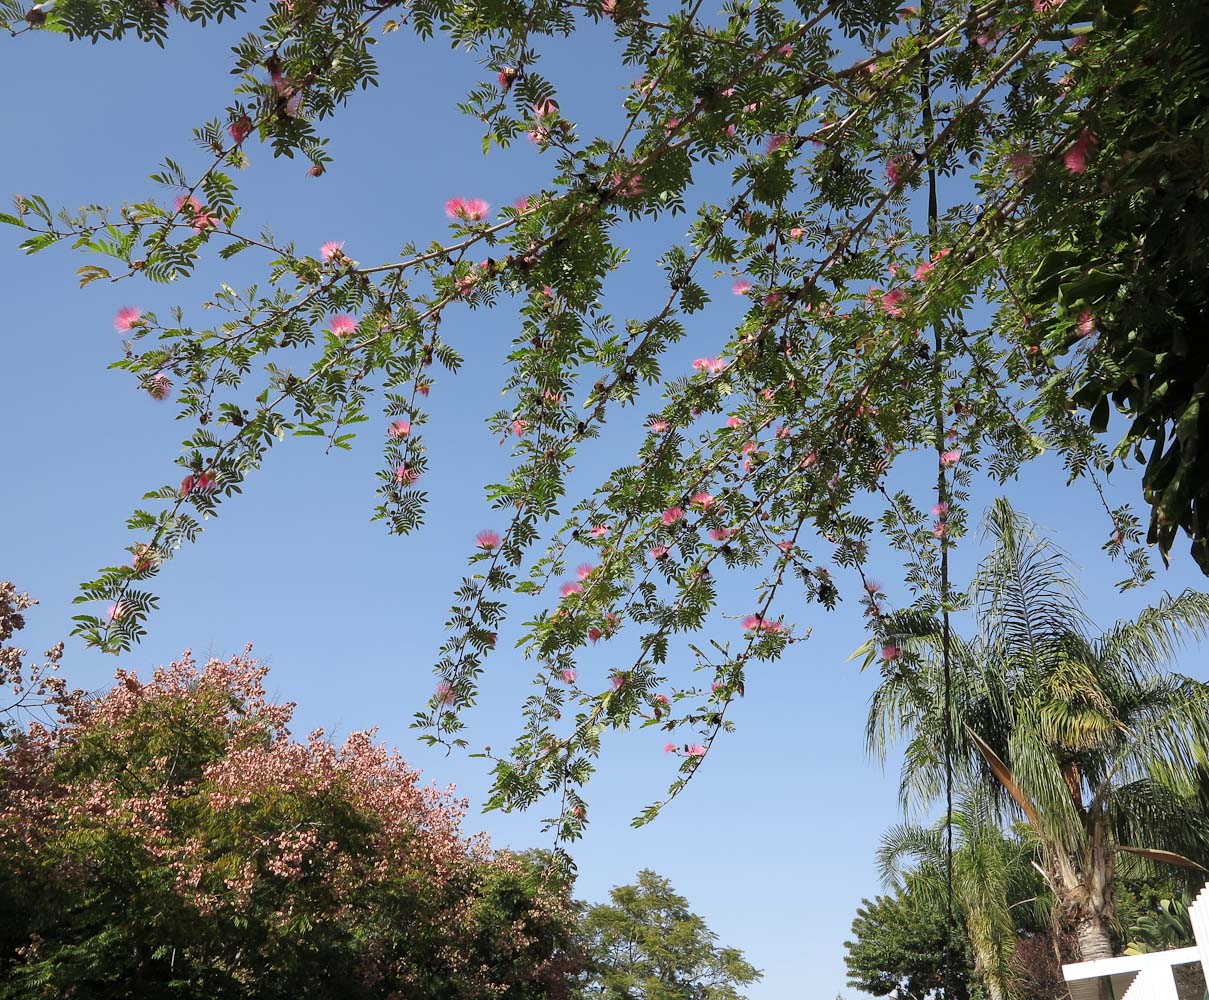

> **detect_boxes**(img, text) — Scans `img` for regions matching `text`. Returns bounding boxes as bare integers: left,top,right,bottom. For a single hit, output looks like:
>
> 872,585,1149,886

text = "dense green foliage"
575,869,760,1000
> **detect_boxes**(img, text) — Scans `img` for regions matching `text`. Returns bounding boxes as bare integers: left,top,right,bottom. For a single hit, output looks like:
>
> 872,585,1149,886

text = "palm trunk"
1074,915,1114,962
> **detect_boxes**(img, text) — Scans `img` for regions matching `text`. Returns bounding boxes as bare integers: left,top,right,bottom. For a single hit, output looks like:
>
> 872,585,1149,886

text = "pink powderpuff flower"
146,374,172,401
778,43,794,57
610,674,624,691
789,226,805,240
194,472,217,493
886,157,905,188
175,194,218,232
666,116,681,132
881,288,908,318
476,530,502,550
436,681,456,706
932,501,949,517
588,627,602,643
229,116,253,145
664,743,678,753
511,419,528,437
726,416,744,429
933,522,949,539
1006,150,1035,179
766,134,792,153
329,314,356,337
180,475,196,496
650,545,669,561
661,506,685,526
561,669,577,684
692,357,726,375
1075,309,1096,338
726,124,737,137
711,680,726,693
912,260,934,281
777,540,794,553
591,524,610,538
577,563,595,580
940,450,961,467
741,614,777,632
801,452,818,468
611,172,646,198
601,0,616,17
389,419,411,439
650,418,669,433
514,195,532,213
881,644,901,661
709,527,733,542
107,601,128,623
113,306,142,332
732,279,752,295
445,197,490,221
395,464,419,485
654,694,670,707
691,492,715,509
320,240,345,262
686,745,706,757
560,581,583,597
864,579,881,594
1063,131,1096,175
417,383,430,397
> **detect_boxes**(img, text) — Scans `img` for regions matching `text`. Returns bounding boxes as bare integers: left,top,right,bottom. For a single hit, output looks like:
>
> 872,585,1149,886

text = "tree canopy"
3,0,1207,840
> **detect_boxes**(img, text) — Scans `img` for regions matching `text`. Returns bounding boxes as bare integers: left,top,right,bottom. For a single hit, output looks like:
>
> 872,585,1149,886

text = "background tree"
0,628,580,999
844,884,975,1000
576,869,760,1000
868,500,1209,962
877,794,1049,1000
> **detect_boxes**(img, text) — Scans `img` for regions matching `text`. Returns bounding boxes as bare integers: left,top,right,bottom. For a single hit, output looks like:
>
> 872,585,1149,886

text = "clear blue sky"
2,11,1207,1000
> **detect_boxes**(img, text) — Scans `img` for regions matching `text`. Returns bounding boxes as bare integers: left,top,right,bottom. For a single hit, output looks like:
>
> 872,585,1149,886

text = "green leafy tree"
877,795,1050,1000
576,869,760,1000
845,884,974,1000
869,500,1209,963
2,0,1205,835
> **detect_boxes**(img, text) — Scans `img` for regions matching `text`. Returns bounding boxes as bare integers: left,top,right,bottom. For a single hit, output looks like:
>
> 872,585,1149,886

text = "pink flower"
436,681,456,706
661,506,685,526
1006,150,1034,179
560,581,583,597
932,501,949,516
732,279,752,295
801,452,818,468
328,314,356,337
709,527,733,542
107,601,128,623
932,522,949,539
726,124,737,137
654,694,669,706
766,134,791,153
940,450,961,467
229,116,253,144
180,475,196,496
778,43,794,56
445,197,490,222
591,524,610,538
395,464,420,486
880,288,908,318
650,545,669,561
741,614,783,633
577,563,595,580
789,226,805,240
691,492,714,509
886,157,905,187
686,744,706,757
650,419,669,433
476,530,502,550
146,374,172,401
664,743,678,753
610,674,624,691
711,680,725,692
389,419,411,439
113,306,142,332
601,0,616,17
560,669,577,684
912,261,934,281
881,644,901,661
691,357,725,374
283,89,303,117
511,419,528,437
194,472,216,493
777,540,794,553
320,240,345,262
864,579,881,594
610,172,645,198
1063,131,1096,175
588,627,602,643
728,416,747,430
1075,309,1096,338
174,194,218,232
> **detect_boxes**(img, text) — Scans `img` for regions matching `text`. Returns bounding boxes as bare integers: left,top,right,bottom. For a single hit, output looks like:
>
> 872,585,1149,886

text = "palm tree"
878,793,1050,1000
868,499,1209,963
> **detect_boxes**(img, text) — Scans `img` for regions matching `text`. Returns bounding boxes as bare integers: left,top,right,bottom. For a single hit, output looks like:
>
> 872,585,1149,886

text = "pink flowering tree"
1,0,1197,836
0,624,580,996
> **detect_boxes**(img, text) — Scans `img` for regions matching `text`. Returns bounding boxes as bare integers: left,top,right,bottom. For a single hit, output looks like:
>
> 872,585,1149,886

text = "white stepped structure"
1062,884,1209,1000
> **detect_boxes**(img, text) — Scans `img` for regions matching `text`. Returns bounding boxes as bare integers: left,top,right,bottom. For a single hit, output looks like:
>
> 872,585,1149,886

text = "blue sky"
2,9,1208,999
